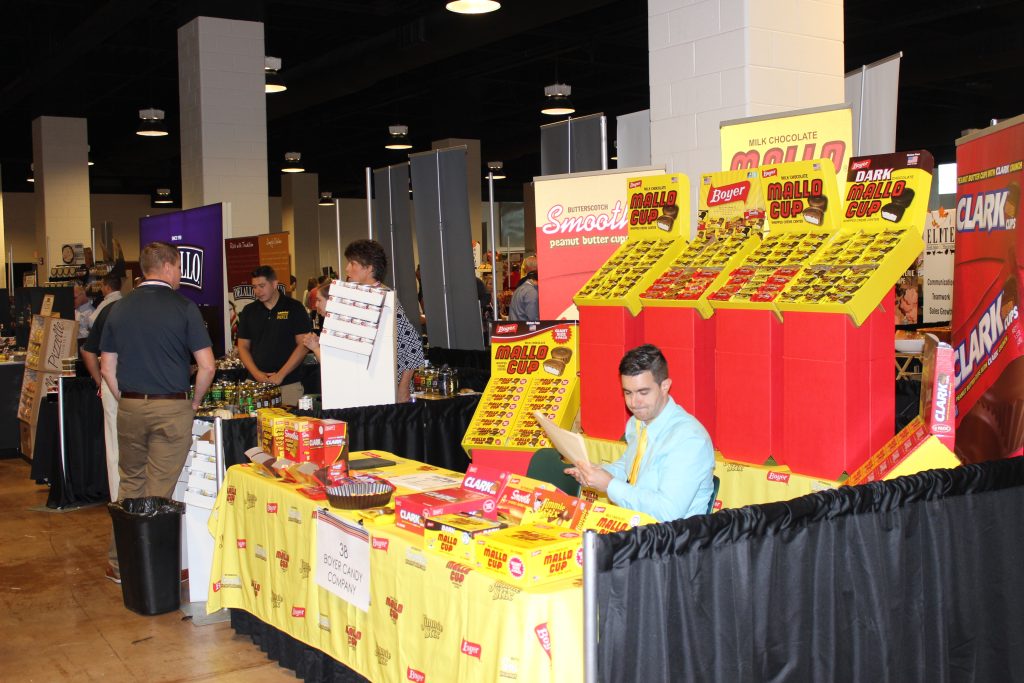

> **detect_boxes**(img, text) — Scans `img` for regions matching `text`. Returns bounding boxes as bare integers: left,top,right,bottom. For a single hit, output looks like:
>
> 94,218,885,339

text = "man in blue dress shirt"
566,344,715,522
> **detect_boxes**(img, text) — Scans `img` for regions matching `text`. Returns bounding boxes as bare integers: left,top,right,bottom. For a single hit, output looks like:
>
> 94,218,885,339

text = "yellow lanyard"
627,423,648,485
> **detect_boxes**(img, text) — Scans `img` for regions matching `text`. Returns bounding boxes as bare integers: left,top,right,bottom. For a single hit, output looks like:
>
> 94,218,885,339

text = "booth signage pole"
334,199,342,279
365,166,374,240
487,171,498,317
583,529,598,683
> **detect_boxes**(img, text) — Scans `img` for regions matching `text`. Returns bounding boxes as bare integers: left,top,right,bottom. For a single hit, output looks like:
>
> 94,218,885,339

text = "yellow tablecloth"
207,452,583,683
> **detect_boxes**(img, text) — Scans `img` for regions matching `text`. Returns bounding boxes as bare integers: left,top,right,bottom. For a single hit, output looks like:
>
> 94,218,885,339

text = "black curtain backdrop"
220,395,478,472
29,377,108,508
595,458,1024,683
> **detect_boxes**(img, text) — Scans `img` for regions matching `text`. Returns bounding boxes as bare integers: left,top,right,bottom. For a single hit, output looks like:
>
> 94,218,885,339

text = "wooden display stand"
713,309,783,464
19,313,77,457
642,307,716,441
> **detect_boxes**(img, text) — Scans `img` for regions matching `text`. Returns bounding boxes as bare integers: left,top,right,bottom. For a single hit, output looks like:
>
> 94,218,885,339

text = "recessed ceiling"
0,0,1020,202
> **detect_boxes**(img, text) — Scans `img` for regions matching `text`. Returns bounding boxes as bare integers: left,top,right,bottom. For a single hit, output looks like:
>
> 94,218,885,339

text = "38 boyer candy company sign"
952,115,1024,463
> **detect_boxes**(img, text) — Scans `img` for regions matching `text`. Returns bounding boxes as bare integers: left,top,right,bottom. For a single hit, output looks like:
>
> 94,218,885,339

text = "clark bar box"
394,488,491,535
424,513,507,562
475,523,582,586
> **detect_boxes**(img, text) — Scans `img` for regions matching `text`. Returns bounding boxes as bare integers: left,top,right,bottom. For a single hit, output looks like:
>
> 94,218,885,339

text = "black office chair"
526,448,581,496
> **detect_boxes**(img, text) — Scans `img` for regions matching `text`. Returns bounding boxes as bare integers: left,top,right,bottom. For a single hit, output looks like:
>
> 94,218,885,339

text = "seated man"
565,344,714,522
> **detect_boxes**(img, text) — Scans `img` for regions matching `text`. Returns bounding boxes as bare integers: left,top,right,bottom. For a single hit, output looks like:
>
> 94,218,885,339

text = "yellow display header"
758,159,842,233
625,173,690,240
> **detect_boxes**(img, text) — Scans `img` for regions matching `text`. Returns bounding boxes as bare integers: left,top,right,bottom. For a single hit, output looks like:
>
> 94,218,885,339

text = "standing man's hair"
251,265,278,281
619,344,669,383
140,242,179,277
102,274,122,290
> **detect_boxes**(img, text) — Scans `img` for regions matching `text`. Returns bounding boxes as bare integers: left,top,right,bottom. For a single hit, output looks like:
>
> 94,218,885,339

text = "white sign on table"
316,510,371,612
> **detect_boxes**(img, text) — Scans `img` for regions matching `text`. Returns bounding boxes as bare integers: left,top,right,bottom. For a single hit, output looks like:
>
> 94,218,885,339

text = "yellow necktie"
627,423,647,485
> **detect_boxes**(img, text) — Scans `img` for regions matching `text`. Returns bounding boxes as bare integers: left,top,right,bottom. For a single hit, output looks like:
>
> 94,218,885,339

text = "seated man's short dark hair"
102,274,121,290
251,265,277,281
619,344,669,383
344,239,388,283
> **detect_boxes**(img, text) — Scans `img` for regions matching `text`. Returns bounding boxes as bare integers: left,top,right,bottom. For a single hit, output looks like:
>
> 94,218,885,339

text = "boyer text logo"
407,667,426,682
766,471,790,484
372,537,390,552
707,181,750,206
178,245,204,290
291,606,306,618
461,639,482,659
535,624,552,659
495,324,518,336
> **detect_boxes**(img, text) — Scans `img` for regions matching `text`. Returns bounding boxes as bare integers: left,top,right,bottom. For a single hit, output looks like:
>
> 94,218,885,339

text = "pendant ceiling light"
541,83,575,116
154,188,173,204
281,152,305,173
265,56,287,94
385,125,412,150
137,108,169,136
27,163,34,183
445,0,500,14
87,145,95,166
318,192,334,206
485,161,506,180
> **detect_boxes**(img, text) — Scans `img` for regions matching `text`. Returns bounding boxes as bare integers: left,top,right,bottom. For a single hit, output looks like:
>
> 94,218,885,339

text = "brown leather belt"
121,391,188,400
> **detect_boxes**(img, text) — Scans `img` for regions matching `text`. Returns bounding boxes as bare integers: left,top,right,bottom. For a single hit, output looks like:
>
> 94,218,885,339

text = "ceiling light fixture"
541,83,575,116
154,188,173,205
265,56,287,94
486,161,506,180
445,0,501,14
318,191,334,206
27,163,34,183
87,145,95,166
137,108,168,136
385,125,412,150
281,152,305,173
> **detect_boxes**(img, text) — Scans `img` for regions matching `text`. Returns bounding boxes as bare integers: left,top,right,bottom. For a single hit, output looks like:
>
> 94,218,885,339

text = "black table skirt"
220,394,480,472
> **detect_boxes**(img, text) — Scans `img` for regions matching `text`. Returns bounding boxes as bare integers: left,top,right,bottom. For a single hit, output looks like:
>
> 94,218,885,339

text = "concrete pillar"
432,138,482,245
178,16,269,236
648,0,844,218
282,172,319,288
32,116,91,274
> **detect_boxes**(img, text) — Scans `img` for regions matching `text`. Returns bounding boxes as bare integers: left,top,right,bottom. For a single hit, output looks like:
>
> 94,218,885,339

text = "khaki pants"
280,382,304,408
101,381,120,501
116,397,194,500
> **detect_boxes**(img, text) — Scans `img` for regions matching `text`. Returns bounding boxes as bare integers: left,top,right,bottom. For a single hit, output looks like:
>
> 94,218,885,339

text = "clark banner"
953,114,1024,464
720,104,853,188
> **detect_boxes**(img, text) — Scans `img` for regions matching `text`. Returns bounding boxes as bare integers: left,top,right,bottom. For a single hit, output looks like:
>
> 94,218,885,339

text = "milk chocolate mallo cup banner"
533,168,665,320
953,115,1024,463
720,104,853,187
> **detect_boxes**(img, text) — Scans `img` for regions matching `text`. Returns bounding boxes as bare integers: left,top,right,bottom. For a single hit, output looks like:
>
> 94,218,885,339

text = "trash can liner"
108,496,185,616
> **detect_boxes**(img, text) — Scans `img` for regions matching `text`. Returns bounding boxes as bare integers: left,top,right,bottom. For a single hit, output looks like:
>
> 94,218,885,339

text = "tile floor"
0,458,295,682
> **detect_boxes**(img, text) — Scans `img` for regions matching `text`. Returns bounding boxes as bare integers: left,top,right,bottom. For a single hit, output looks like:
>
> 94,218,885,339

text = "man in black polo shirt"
236,265,312,406
100,241,215,521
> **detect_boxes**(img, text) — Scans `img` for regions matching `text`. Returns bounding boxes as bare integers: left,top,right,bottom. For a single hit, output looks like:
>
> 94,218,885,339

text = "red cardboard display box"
394,488,491,535
578,306,644,439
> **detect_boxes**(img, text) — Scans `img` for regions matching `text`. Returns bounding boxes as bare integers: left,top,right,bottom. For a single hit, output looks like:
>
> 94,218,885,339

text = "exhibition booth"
11,99,1024,683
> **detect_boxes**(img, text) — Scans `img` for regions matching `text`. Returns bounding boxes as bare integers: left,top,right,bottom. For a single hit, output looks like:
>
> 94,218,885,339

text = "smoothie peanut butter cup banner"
952,115,1024,464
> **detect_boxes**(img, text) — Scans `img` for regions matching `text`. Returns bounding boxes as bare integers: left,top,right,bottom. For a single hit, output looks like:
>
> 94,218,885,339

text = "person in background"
89,274,122,326
304,277,319,311
507,254,539,321
342,239,424,402
302,280,332,361
74,283,95,341
285,275,298,298
565,344,715,523
99,241,215,583
236,265,312,407
81,295,121,581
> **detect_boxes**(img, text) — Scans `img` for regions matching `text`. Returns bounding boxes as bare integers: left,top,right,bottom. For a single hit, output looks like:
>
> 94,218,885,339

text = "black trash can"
108,497,185,615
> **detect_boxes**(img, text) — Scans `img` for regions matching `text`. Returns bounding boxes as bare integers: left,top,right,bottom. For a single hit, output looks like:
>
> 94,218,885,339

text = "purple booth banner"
140,203,226,355
140,204,224,305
